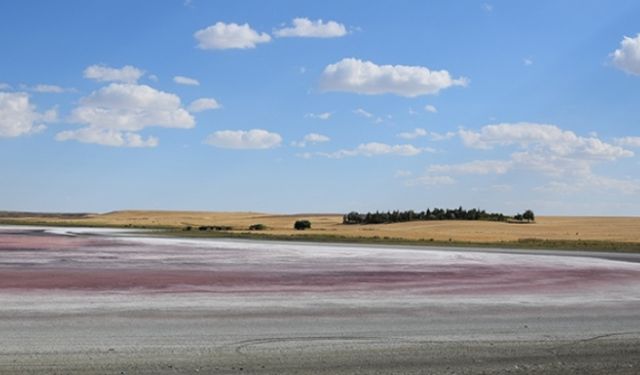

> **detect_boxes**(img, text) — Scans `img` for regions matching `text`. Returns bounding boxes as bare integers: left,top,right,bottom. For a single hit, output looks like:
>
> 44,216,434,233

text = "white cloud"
424,104,438,113
482,3,493,12
397,128,427,140
188,98,220,112
15,84,73,93
430,131,456,141
274,18,347,38
57,83,193,147
292,132,330,147
205,129,282,149
353,108,373,118
83,64,144,83
535,175,640,195
173,75,200,86
611,34,640,75
407,175,456,186
321,58,468,97
0,92,56,137
303,133,330,143
426,122,638,194
490,184,512,192
194,22,271,50
317,142,425,158
428,160,512,175
0,83,11,90
305,112,332,120
55,128,158,148
31,84,68,93
394,170,413,178
148,74,159,82
615,136,640,147
523,58,533,66
458,122,633,160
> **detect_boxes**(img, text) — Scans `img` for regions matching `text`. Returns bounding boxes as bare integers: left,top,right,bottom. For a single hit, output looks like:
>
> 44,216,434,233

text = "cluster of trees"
515,210,535,222
343,207,535,225
196,225,232,231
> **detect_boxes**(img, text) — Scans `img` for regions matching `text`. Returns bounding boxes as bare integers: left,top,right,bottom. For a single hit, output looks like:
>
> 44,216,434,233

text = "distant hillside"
0,211,92,219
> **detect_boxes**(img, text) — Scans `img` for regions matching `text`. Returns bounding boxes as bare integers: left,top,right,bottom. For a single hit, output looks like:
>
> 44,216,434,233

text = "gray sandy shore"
2,304,639,374
1,227,640,374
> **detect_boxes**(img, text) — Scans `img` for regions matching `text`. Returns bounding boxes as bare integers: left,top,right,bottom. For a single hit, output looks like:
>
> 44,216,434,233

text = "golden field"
2,210,640,244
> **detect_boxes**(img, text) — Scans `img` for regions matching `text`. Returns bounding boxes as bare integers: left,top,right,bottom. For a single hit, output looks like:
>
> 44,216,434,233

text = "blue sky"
1,0,640,215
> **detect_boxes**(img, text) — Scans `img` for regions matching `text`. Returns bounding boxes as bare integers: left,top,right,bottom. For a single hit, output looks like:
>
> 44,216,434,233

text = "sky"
1,0,640,215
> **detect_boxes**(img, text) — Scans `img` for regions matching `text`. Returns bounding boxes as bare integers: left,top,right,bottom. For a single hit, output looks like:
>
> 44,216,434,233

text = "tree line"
343,207,534,225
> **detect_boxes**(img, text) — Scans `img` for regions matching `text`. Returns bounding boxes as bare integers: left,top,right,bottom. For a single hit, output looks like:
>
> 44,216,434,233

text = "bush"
249,223,267,231
294,220,311,230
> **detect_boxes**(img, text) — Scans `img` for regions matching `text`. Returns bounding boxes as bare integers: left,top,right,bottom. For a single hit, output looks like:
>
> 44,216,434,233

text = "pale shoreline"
2,227,640,374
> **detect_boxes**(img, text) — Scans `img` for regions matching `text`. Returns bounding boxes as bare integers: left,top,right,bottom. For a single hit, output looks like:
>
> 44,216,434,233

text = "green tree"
523,210,535,222
294,220,311,230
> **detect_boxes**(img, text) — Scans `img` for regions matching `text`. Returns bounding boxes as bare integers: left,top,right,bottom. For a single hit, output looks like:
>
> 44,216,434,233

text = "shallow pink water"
1,228,640,296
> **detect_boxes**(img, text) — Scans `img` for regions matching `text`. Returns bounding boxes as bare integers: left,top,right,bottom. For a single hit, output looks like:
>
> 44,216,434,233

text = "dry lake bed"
1,226,640,374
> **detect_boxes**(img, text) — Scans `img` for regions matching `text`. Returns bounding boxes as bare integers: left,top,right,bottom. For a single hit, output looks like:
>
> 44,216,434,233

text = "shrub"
294,220,311,230
249,224,267,231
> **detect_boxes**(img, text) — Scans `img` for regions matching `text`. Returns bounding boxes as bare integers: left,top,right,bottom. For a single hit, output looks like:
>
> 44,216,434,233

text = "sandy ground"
1,226,640,374
3,210,640,243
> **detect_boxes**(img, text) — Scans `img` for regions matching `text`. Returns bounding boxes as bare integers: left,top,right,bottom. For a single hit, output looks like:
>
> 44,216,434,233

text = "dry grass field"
2,210,640,245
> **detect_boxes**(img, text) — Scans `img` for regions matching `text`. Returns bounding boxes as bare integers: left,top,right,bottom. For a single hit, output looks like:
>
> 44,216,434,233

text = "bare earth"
1,226,640,374
3,210,640,243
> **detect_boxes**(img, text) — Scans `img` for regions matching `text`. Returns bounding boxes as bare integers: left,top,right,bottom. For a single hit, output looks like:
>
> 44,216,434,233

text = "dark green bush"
294,220,311,230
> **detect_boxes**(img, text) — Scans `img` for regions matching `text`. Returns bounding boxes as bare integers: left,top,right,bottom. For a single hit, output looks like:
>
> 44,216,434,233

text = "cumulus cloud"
0,92,56,137
615,136,640,147
611,34,640,75
194,22,271,50
205,129,282,149
55,128,158,148
31,84,69,93
317,142,425,158
173,75,200,86
305,112,332,120
458,122,632,160
395,170,413,178
406,175,456,187
321,58,468,97
83,64,144,83
188,98,221,112
397,128,427,140
535,175,640,195
430,131,457,141
353,108,373,118
424,104,438,113
418,122,637,194
274,18,347,38
428,160,512,175
57,83,193,147
292,132,330,147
